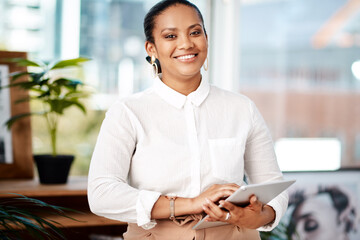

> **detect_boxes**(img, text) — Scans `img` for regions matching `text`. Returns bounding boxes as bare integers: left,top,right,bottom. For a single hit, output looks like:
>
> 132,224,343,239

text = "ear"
145,41,157,58
205,34,209,48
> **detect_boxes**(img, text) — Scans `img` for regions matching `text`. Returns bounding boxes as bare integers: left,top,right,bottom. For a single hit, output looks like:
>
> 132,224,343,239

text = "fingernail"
219,200,225,205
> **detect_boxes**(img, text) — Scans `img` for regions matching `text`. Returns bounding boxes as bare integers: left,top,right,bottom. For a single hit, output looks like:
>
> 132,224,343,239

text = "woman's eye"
165,34,176,39
304,219,318,232
191,31,201,36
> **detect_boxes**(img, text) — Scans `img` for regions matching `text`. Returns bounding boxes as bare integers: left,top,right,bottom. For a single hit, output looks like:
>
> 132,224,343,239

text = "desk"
0,176,127,238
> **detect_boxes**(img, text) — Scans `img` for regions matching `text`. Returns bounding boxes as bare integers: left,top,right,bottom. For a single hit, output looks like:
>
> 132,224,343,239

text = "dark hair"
144,0,207,73
144,0,207,44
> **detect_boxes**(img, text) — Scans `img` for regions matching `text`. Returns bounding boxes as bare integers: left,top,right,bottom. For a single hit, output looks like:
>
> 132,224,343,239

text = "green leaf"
5,113,33,128
53,78,83,92
37,90,51,98
0,194,82,240
14,97,31,104
4,58,42,67
50,85,61,96
30,87,49,95
5,112,44,129
64,91,90,98
9,71,30,82
46,100,65,115
52,78,72,86
6,81,38,90
66,79,83,88
50,57,90,70
39,78,50,86
17,212,63,239
45,98,87,115
30,72,46,83
72,101,87,114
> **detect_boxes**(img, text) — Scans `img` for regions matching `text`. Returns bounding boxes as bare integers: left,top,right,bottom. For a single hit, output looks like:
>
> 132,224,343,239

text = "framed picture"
281,170,360,240
0,64,13,164
0,51,33,179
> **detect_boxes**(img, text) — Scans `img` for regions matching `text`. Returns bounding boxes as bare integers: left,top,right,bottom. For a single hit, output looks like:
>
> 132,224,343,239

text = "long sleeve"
88,81,289,232
244,100,288,231
87,101,161,229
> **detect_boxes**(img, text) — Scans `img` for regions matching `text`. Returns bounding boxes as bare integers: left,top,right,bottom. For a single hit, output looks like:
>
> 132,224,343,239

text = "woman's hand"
202,195,275,229
191,183,239,214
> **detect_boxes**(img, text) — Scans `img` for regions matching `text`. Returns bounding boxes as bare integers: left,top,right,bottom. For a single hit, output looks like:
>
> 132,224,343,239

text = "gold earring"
151,55,159,78
203,57,208,71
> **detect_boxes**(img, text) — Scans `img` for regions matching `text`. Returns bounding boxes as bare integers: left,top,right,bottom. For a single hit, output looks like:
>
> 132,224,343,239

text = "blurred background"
0,0,359,175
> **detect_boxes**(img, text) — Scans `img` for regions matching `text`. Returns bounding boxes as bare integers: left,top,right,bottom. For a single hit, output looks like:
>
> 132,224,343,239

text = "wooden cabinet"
0,176,127,239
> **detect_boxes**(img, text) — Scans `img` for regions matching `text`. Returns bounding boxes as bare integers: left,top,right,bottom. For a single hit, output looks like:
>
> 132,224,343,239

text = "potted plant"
1,57,91,184
0,193,79,240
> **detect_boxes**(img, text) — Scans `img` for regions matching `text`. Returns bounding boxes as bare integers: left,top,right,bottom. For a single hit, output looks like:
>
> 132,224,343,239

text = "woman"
88,0,288,239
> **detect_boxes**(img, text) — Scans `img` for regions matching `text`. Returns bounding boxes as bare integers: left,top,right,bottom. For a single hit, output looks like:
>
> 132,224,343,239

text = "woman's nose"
178,35,194,49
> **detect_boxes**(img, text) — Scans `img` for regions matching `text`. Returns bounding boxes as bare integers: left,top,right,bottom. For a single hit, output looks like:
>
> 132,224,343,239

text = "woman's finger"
203,198,225,219
222,183,240,191
219,200,236,212
206,198,224,215
249,195,263,209
202,203,220,220
214,190,236,199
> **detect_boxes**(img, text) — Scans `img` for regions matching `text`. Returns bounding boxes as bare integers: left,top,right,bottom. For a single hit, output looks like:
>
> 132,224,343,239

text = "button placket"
184,99,201,196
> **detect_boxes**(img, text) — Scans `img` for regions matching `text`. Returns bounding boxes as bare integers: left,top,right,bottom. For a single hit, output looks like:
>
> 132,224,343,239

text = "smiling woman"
144,2,208,95
87,1,288,239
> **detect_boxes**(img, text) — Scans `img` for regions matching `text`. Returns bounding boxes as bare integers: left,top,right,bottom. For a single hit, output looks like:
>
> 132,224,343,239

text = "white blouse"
87,77,288,231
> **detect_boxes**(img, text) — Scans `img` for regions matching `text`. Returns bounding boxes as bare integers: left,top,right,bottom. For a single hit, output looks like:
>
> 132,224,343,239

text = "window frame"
0,51,33,179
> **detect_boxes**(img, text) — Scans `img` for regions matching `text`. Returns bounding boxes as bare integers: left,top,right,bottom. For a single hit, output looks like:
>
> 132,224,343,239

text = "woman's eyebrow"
160,23,202,34
161,27,177,33
297,213,312,220
188,23,202,29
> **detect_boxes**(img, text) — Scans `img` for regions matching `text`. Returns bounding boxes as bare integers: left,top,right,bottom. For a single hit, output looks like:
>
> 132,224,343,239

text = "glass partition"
238,0,360,170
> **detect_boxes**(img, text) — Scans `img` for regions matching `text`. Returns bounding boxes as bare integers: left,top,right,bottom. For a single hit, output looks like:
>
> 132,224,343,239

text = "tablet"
192,179,296,230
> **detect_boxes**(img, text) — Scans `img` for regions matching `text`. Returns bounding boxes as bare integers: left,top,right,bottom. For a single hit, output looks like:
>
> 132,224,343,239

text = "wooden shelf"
0,176,87,197
0,211,126,230
0,176,127,231
45,211,126,228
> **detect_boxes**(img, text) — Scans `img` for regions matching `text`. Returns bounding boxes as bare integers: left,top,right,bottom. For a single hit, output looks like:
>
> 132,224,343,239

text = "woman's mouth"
175,54,198,62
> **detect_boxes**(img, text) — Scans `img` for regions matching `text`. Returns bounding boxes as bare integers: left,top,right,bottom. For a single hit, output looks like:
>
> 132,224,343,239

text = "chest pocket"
208,138,245,182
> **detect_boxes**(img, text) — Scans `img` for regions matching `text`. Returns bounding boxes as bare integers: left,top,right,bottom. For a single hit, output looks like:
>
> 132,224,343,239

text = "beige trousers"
123,215,261,240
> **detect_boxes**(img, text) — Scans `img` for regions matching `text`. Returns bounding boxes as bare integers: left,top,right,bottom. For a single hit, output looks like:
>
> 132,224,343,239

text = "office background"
0,0,359,174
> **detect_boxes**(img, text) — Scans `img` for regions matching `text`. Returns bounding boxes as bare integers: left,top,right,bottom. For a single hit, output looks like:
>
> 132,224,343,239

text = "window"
237,0,360,170
79,0,208,109
0,0,209,176
2,0,358,174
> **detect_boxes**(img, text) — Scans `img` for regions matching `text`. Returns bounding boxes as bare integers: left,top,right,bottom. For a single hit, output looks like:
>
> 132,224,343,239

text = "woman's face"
146,4,208,81
292,194,347,240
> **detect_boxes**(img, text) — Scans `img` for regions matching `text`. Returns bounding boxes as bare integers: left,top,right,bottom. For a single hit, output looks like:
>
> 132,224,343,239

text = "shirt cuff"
136,190,161,229
257,199,283,232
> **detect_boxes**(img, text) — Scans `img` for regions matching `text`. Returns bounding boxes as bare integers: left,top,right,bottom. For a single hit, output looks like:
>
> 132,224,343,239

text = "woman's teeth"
177,54,195,60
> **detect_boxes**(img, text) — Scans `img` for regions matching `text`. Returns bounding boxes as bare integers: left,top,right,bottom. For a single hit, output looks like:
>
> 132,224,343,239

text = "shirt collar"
154,76,210,109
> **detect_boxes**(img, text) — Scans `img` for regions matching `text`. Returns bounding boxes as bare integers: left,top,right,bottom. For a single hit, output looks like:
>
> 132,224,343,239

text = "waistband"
123,214,260,240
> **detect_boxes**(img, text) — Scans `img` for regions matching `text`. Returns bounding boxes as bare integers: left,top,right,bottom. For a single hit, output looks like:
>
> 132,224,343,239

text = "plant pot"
34,154,74,184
